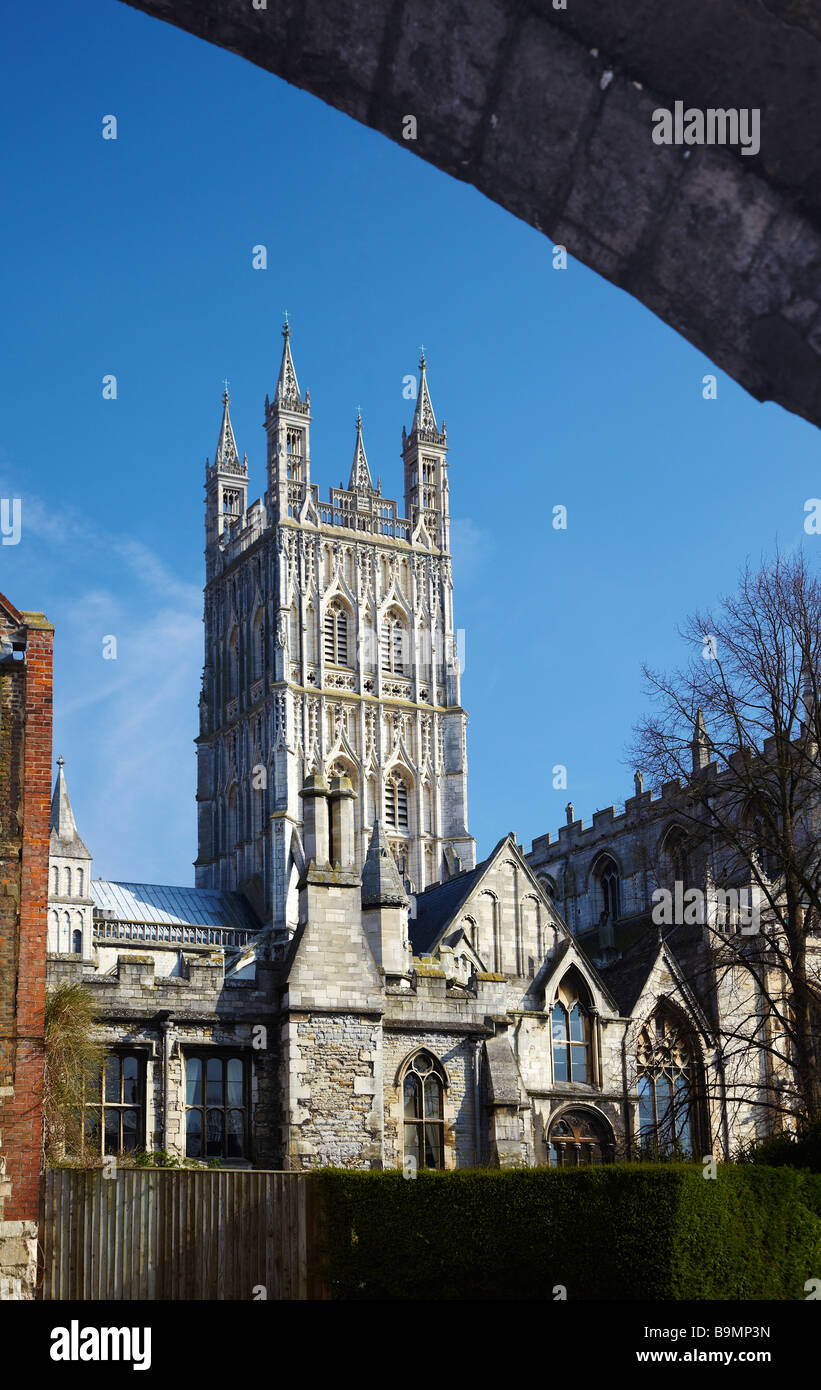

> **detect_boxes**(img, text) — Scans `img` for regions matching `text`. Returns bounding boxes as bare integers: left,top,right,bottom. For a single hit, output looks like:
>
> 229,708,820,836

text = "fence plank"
42,1168,326,1300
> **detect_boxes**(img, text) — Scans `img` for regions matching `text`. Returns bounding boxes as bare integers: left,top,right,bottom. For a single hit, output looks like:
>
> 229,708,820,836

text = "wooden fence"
42,1168,329,1300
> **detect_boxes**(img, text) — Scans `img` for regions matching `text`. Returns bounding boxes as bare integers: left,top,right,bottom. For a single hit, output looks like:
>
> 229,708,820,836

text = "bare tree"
631,548,821,1130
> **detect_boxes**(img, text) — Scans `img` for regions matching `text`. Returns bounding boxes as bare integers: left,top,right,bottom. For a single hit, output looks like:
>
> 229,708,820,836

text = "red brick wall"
0,602,53,1223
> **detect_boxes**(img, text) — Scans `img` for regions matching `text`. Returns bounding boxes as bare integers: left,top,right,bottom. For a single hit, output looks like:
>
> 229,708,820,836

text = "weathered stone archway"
121,0,821,430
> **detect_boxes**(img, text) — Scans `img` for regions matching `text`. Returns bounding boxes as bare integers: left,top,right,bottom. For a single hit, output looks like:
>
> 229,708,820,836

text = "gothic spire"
348,411,374,492
691,707,709,772
413,349,439,436
361,820,408,908
50,757,91,856
214,385,243,473
275,317,303,407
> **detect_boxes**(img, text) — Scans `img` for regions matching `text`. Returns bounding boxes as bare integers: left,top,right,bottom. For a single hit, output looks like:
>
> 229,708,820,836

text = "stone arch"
475,889,499,973
520,893,543,975
380,604,410,676
393,1045,450,1090
546,1104,615,1167
589,850,622,924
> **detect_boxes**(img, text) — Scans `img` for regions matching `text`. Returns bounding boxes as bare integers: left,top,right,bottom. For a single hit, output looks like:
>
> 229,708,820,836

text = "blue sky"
2,1,819,884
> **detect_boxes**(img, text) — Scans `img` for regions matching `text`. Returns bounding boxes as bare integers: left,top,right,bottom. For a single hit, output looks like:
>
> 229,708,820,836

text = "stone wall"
383,1026,477,1169
284,1011,383,1169
122,0,821,432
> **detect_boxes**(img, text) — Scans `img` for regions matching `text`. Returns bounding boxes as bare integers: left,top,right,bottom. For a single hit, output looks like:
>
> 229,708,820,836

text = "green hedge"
313,1164,821,1300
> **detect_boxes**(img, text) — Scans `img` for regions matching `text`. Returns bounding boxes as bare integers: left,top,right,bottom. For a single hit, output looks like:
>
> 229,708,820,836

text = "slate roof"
91,881,259,932
595,930,662,1015
596,920,711,1022
409,862,486,955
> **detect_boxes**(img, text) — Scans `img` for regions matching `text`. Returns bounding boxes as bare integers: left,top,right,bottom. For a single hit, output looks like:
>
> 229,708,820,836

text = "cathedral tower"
195,324,475,941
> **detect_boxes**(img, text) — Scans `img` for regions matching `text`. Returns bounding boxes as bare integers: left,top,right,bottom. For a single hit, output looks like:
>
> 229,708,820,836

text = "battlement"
529,771,719,858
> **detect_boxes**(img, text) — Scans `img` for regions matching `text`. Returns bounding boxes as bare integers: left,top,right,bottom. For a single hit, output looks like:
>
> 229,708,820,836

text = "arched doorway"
547,1108,612,1167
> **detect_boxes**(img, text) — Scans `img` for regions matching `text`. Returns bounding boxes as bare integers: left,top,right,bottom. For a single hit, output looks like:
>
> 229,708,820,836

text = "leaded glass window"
636,1011,695,1156
551,998,591,1084
84,1053,144,1157
402,1052,445,1170
185,1054,247,1161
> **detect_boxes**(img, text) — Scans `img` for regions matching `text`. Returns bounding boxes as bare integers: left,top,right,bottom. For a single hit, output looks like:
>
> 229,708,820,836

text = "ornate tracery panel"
636,1010,696,1155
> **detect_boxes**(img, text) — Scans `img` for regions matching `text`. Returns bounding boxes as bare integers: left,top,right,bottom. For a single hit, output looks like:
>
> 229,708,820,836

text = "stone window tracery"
402,1051,445,1170
596,856,620,922
547,1109,610,1167
636,1009,696,1156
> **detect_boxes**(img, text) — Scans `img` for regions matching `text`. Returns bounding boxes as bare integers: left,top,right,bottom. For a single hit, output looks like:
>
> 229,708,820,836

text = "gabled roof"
0,591,23,625
596,920,715,1033
410,833,565,959
410,861,486,955
91,881,260,932
596,930,662,1016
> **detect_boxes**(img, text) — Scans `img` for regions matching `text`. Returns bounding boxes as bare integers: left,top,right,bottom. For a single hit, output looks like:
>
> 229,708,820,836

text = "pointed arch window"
551,974,593,1084
636,1010,696,1156
552,1001,592,1084
286,428,303,481
381,610,407,675
597,856,620,922
750,814,776,879
324,600,349,666
402,1052,445,1171
251,611,265,682
663,827,689,887
385,770,409,831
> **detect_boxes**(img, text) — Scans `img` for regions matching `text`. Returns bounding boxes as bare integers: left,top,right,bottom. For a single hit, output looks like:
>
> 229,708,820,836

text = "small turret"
265,318,312,520
402,349,449,549
361,821,411,975
204,385,248,567
47,758,94,956
691,707,709,772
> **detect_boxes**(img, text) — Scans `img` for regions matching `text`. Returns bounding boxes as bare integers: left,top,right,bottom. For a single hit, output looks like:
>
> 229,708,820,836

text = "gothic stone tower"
195,324,475,940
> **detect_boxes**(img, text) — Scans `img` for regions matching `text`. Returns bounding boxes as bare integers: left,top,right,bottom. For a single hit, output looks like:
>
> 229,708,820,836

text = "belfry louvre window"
380,612,406,675
84,1054,144,1157
385,771,409,830
324,601,349,665
185,1054,247,1161
403,1052,445,1170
